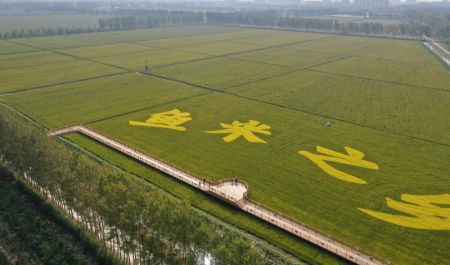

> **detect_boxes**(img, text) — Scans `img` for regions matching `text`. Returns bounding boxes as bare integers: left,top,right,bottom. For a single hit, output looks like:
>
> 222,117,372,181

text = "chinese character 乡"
205,120,271,143
299,146,379,184
359,194,450,230
129,109,191,131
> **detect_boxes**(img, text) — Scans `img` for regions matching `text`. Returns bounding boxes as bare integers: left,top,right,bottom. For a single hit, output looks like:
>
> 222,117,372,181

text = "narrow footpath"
50,125,387,265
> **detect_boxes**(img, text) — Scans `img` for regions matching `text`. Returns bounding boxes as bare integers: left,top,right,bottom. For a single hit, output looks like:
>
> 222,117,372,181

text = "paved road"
50,125,387,265
423,35,450,66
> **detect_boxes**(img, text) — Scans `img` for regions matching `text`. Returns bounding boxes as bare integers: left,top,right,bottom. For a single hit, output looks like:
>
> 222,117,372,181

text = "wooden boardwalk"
50,125,387,265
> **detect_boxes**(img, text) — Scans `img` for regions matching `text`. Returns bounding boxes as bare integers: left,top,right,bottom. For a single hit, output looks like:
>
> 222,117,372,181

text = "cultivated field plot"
0,51,75,70
92,48,209,70
312,56,450,90
3,73,208,128
0,59,123,93
228,70,450,145
13,32,120,50
235,31,327,46
88,92,450,265
59,43,155,59
1,25,449,265
14,25,246,50
135,28,283,48
151,57,290,90
229,47,345,68
0,40,37,54
177,41,260,56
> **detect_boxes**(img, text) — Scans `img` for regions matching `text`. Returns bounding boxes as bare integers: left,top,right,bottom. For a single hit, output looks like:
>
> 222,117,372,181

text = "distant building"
354,0,389,9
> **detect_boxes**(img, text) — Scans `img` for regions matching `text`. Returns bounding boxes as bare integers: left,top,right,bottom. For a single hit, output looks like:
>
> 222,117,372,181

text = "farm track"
49,125,388,265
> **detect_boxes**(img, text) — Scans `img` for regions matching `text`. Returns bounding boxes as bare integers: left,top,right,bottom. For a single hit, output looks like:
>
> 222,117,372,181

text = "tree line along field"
1,25,449,265
0,14,105,34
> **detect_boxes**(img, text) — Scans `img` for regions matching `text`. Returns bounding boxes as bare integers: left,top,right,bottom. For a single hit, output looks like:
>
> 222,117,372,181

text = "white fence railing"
50,125,388,265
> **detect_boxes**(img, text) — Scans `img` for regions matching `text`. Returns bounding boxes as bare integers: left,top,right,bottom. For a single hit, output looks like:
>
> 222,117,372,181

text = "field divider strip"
307,67,450,94
0,72,129,96
85,89,213,125
147,35,336,70
223,55,351,90
8,26,252,52
0,102,49,130
127,26,296,51
226,90,450,147
139,70,450,148
8,39,133,72
48,125,388,265
281,45,435,66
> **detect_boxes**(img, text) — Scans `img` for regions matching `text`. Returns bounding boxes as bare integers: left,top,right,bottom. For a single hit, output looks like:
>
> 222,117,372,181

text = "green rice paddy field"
1,25,449,265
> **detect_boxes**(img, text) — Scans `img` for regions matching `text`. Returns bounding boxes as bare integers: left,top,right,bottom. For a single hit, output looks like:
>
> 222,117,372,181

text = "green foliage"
229,70,450,145
84,92,450,265
64,133,342,265
0,169,101,265
4,73,208,128
0,60,124,93
152,57,288,90
93,48,208,70
1,25,449,265
0,107,274,265
0,51,76,71
0,251,11,265
0,14,104,34
0,41,37,54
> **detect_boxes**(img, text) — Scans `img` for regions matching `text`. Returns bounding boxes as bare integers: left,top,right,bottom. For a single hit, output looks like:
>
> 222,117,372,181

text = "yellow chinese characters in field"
129,109,191,131
205,120,271,143
299,146,379,184
359,194,450,230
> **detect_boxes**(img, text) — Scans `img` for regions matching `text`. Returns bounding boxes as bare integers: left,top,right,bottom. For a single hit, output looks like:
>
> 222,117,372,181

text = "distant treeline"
0,26,99,39
401,8,450,39
206,11,432,37
98,10,204,31
1,8,449,40
0,107,272,265
96,10,431,38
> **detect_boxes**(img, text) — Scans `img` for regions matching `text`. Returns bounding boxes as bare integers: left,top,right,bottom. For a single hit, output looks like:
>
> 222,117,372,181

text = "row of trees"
0,9,444,40
0,26,99,40
98,11,204,31
205,11,431,37
0,169,100,265
0,107,272,265
95,11,432,38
